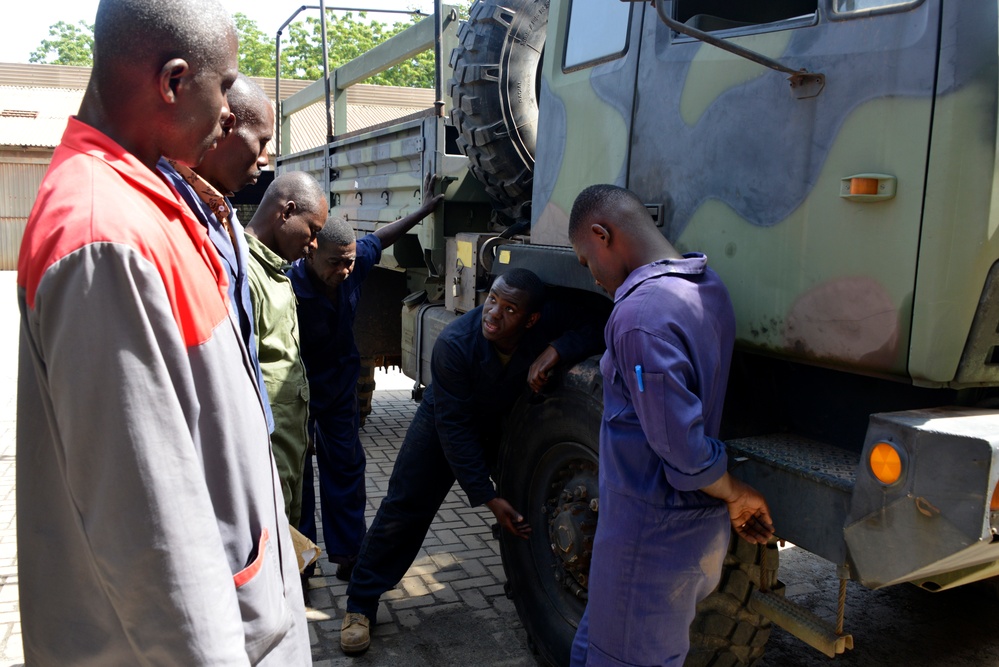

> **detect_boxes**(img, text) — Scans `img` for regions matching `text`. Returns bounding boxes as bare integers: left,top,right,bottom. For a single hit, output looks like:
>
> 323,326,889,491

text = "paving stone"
396,609,421,628
387,594,436,611
460,559,489,578
459,588,491,609
451,575,500,591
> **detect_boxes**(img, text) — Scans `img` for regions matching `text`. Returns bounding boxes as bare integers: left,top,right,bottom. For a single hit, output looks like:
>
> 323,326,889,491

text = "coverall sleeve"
247,259,267,359
538,297,607,365
31,246,250,665
429,335,498,507
353,234,383,282
614,327,727,491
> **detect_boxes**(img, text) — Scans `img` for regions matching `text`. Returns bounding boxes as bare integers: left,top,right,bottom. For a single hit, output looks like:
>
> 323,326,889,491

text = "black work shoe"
301,573,311,607
335,558,356,582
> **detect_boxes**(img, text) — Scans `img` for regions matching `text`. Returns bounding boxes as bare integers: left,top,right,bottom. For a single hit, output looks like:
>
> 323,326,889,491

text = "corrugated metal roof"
284,101,429,155
0,63,436,153
0,87,80,148
0,62,433,106
0,65,437,267
0,62,91,89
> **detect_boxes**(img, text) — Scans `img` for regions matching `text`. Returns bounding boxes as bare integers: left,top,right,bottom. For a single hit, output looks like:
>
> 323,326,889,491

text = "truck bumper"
844,407,999,589
729,407,999,590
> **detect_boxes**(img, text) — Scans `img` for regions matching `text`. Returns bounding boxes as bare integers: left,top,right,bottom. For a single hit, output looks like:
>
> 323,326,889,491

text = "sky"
1,0,436,64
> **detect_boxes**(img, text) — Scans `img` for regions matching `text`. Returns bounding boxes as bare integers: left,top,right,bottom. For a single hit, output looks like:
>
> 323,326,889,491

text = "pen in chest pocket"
634,365,645,392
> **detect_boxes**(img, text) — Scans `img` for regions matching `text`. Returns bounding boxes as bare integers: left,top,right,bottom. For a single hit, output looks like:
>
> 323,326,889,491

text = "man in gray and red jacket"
15,0,309,664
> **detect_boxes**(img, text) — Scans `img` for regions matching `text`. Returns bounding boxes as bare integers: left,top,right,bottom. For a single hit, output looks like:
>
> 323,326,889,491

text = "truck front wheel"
497,360,774,666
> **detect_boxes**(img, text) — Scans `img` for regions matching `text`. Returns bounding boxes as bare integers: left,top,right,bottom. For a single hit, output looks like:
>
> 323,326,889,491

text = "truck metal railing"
277,2,459,161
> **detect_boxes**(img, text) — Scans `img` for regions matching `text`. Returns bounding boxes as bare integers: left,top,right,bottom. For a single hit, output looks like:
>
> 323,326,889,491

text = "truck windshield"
673,0,817,31
832,0,922,14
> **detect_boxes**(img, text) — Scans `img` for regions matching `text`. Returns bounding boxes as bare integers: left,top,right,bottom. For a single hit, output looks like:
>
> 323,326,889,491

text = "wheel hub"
546,467,598,598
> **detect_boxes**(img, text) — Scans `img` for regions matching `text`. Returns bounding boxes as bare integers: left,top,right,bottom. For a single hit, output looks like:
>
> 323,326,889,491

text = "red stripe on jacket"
18,118,231,347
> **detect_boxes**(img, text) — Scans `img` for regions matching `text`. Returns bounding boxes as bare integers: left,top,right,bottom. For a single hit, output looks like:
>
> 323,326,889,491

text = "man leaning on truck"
567,184,774,667
290,180,442,584
340,268,605,655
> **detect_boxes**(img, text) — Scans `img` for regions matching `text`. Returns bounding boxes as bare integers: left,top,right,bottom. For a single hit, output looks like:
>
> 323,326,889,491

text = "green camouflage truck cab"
277,1,999,664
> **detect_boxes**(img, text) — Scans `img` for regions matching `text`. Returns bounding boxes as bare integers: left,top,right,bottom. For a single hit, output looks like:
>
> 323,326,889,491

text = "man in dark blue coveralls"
289,187,442,581
567,184,774,667
339,268,606,655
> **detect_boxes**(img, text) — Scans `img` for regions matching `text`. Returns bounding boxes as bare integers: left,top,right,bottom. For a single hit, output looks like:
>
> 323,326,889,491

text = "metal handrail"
274,5,428,159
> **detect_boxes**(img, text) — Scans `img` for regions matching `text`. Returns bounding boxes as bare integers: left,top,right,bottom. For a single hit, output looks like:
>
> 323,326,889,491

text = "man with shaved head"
567,184,773,666
16,0,309,664
245,172,328,559
290,177,441,587
159,73,276,433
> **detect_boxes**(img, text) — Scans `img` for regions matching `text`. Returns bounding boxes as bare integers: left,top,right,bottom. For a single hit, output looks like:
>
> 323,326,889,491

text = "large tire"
688,538,777,667
497,360,603,667
447,0,547,222
497,359,775,666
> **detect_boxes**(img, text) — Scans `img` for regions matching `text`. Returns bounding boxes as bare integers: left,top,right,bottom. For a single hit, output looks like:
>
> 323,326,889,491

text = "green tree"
282,13,395,83
29,20,94,67
26,3,471,84
281,4,471,87
235,13,278,77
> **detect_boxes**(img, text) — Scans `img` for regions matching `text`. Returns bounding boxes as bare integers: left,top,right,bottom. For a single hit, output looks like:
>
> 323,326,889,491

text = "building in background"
0,62,433,269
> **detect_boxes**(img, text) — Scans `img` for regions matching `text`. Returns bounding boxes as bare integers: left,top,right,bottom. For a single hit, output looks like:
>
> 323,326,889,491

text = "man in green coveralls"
245,172,327,530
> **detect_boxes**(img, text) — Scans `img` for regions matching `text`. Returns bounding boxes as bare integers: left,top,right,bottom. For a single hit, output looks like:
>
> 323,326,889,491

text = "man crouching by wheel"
340,268,605,655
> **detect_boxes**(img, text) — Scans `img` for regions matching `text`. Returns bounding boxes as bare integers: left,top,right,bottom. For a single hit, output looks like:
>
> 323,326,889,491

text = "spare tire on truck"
447,0,547,223
497,360,777,666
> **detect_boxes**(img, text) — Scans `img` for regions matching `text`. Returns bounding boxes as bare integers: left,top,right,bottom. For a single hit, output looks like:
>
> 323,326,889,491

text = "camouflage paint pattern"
531,0,999,388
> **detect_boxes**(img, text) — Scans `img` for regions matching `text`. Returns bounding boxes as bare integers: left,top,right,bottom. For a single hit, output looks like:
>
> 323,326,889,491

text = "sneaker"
340,612,371,655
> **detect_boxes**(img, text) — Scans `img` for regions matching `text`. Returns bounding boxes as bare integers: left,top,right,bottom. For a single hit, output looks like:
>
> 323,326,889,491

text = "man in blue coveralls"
289,184,443,582
158,73,275,431
567,184,775,667
339,268,606,654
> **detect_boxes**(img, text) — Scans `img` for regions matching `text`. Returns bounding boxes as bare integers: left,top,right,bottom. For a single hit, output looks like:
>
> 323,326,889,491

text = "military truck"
277,1,999,664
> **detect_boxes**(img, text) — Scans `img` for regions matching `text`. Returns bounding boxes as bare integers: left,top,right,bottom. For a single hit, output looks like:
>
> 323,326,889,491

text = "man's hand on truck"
527,345,561,393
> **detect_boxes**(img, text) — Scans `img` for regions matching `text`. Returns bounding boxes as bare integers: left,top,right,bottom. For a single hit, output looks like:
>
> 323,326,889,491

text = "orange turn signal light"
849,177,880,196
869,442,903,485
991,481,999,511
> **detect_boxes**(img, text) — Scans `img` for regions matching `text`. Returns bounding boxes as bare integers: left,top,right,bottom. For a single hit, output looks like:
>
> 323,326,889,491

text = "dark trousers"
300,449,317,559
346,401,455,620
301,403,368,565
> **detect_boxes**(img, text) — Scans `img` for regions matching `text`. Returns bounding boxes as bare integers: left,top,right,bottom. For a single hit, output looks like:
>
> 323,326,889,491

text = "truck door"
628,0,938,378
530,0,642,245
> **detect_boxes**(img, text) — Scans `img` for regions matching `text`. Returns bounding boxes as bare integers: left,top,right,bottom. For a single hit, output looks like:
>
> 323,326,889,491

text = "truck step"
727,434,858,492
727,434,859,565
750,589,854,658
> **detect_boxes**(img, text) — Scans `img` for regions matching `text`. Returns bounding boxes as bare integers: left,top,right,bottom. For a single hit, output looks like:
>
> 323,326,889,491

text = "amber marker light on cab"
869,442,903,485
991,481,999,511
849,177,880,195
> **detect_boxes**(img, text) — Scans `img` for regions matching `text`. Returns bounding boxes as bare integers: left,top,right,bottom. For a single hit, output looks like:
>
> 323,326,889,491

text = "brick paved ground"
305,378,534,666
0,271,534,667
0,273,20,666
